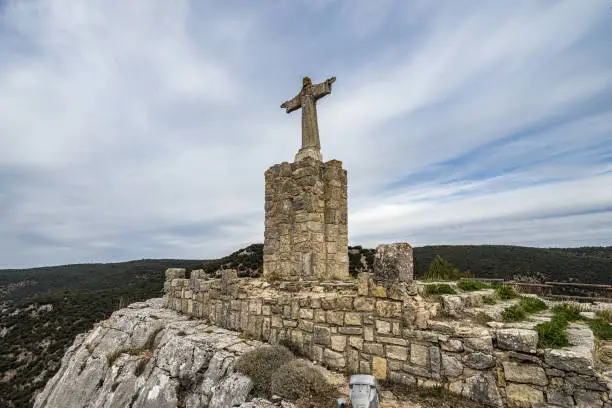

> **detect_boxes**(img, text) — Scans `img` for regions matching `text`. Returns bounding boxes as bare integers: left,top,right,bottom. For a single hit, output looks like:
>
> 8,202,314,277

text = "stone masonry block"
165,268,186,280
344,312,362,325
411,344,429,367
376,300,402,318
373,243,414,283
372,356,388,380
326,311,345,326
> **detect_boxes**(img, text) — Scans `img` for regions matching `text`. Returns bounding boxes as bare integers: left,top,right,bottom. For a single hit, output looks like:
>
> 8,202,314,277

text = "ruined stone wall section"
163,269,612,408
263,157,348,281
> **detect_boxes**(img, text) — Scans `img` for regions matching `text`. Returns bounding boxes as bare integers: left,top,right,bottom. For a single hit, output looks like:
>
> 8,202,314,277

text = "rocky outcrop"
33,298,286,408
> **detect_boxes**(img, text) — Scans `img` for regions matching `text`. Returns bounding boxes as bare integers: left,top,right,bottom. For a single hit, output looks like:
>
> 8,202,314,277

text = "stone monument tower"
263,76,349,281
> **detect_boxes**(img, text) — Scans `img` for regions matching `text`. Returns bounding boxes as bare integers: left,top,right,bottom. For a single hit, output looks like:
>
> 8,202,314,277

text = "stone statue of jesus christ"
281,76,336,162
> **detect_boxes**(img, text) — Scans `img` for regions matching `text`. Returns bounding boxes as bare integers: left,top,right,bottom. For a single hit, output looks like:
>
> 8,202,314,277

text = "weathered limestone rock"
263,158,348,281
546,389,574,407
165,268,186,280
410,343,429,367
496,329,538,354
462,373,503,407
464,335,494,353
506,384,545,408
502,362,548,386
441,353,464,378
573,389,604,407
464,352,495,370
209,373,253,408
324,349,345,369
373,243,413,282
386,345,408,361
564,373,607,391
34,299,260,408
442,295,465,317
545,347,594,376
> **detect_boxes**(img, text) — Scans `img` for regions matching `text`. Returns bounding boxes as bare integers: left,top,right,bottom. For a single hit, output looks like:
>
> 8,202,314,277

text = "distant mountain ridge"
413,245,612,284
2,244,610,303
0,244,610,406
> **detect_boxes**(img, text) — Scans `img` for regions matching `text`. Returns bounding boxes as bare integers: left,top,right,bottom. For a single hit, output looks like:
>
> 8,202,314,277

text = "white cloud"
0,0,610,268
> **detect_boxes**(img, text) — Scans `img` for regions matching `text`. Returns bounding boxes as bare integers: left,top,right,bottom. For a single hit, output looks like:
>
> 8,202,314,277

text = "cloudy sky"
1,1,611,268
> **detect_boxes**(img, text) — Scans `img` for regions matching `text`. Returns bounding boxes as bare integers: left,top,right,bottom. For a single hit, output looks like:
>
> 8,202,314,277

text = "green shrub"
590,319,612,340
552,303,581,322
518,297,547,314
457,279,491,292
235,345,295,395
424,284,456,295
502,305,526,322
535,302,586,349
482,296,496,305
596,309,612,323
536,320,569,348
495,285,518,300
270,360,336,408
423,256,469,281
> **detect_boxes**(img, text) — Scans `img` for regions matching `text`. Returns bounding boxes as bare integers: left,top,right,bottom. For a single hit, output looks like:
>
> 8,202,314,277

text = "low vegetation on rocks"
494,284,518,300
501,305,527,322
236,345,338,407
536,303,581,348
501,296,547,322
552,302,582,320
590,318,612,340
424,283,457,295
235,345,296,395
518,296,547,313
457,279,491,291
270,360,336,408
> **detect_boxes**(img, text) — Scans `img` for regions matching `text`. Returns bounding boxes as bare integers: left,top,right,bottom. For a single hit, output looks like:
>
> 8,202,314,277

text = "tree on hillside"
424,255,470,281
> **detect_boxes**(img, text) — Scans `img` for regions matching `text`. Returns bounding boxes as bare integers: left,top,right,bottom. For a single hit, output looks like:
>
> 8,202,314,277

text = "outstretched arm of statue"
313,76,335,100
281,94,301,113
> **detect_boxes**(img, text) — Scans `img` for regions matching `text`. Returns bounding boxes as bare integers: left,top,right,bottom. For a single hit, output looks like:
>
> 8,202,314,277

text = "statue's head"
302,76,312,87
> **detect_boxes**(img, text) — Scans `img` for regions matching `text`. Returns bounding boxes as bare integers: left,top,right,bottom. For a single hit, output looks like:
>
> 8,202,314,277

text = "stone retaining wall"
163,269,612,408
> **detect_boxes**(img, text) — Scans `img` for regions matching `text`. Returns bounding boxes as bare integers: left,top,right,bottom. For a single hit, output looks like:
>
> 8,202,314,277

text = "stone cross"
281,76,336,162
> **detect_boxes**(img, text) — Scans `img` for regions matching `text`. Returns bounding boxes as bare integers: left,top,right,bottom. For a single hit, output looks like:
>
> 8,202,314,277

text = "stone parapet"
263,157,348,281
163,270,611,407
